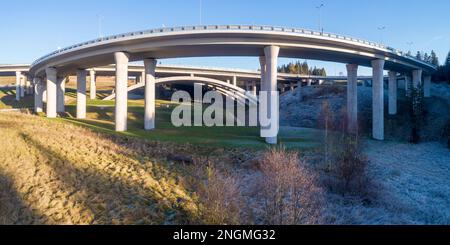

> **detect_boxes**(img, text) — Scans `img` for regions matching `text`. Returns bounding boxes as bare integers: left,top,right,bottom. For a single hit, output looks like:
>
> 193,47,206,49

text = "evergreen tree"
423,53,430,63
430,50,439,66
416,51,423,61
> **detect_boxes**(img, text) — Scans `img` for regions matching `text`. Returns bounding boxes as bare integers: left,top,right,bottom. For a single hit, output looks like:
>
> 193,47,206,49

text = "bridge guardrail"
30,25,437,71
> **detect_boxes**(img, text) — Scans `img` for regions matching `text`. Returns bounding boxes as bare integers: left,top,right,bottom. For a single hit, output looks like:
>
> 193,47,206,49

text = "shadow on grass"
0,88,34,109
0,172,45,225
19,132,197,224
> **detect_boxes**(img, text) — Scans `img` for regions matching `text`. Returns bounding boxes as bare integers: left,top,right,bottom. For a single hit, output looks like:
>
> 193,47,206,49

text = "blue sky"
1,0,449,75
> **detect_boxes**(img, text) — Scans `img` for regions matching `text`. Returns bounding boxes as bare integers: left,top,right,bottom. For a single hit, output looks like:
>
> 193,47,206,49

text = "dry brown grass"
0,112,203,224
256,147,325,225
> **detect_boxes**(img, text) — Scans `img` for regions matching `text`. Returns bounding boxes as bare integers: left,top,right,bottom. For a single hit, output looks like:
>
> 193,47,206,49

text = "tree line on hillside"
409,50,450,83
278,61,327,76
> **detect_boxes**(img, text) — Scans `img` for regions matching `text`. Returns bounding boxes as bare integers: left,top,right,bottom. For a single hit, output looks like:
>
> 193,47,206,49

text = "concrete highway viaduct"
6,25,437,144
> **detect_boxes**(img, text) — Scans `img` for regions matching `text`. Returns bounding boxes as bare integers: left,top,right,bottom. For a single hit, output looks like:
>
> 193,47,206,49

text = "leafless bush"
191,160,247,225
257,147,324,225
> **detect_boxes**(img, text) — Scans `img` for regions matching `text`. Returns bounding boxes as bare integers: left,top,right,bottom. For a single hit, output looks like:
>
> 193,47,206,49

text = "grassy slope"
0,111,221,224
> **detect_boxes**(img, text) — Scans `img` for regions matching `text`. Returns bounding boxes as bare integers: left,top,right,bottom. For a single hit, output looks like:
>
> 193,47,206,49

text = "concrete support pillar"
405,75,411,97
114,52,130,132
259,56,267,93
15,71,21,101
56,77,65,113
144,58,157,130
135,75,141,84
346,64,358,133
34,78,44,113
76,70,87,119
290,82,295,91
423,75,431,98
262,46,280,144
279,84,285,93
388,71,398,115
232,76,237,86
372,59,385,140
20,75,26,97
307,79,312,86
412,69,422,90
252,81,257,96
90,70,96,100
26,78,32,95
245,81,250,92
45,68,58,118
297,80,302,99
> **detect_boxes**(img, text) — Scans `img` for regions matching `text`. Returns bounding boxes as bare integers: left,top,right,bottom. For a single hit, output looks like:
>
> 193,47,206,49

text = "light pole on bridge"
316,3,325,34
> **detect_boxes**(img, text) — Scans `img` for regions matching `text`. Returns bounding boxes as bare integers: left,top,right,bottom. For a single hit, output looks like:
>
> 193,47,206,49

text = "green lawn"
2,87,324,149
59,102,323,149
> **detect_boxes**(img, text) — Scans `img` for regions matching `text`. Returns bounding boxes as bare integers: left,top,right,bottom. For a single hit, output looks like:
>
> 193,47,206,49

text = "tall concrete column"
259,56,267,93
34,78,44,113
56,77,65,113
252,81,257,96
114,52,130,132
405,75,411,97
20,75,26,97
245,81,250,91
76,70,87,119
346,64,358,133
372,59,385,140
307,79,312,86
15,71,21,101
423,75,431,97
232,76,237,86
290,82,295,91
263,46,280,144
144,58,157,130
279,84,285,93
135,75,141,84
388,71,398,115
46,68,58,118
90,70,96,100
412,69,422,90
297,80,302,99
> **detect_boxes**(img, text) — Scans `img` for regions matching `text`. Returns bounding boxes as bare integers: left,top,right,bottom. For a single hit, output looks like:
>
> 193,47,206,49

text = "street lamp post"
377,26,386,45
316,3,324,34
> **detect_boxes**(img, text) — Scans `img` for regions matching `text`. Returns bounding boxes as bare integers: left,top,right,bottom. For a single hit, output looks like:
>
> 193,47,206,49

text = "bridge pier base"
57,77,65,113
77,70,87,119
90,70,96,100
388,71,397,115
34,78,44,113
114,52,130,132
372,59,385,140
423,75,431,98
144,58,157,130
45,68,58,118
346,64,358,133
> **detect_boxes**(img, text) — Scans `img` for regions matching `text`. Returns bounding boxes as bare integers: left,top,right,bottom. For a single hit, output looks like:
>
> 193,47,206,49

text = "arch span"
103,76,258,104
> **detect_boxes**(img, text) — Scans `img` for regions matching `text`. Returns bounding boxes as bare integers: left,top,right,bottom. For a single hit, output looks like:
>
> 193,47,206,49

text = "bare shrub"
257,147,324,225
191,161,246,225
318,106,372,197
